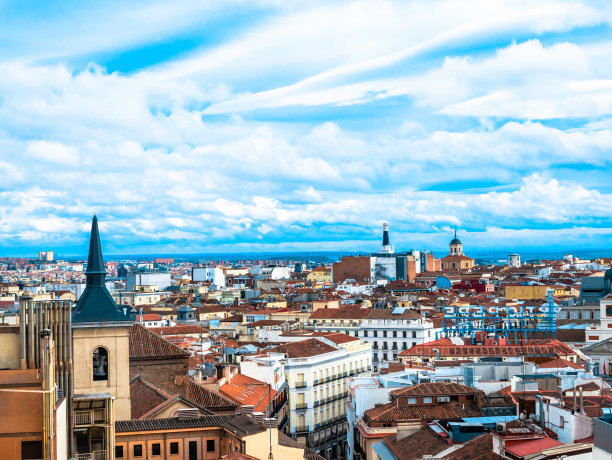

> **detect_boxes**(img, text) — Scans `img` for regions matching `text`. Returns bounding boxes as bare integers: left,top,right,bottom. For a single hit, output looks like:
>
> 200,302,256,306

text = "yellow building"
306,265,332,285
504,284,567,300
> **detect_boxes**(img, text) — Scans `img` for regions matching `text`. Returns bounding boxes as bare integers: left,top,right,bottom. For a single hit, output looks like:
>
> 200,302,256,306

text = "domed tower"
449,228,463,256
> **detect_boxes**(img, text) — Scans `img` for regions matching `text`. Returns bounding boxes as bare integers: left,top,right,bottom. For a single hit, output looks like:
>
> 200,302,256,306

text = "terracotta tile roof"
141,314,162,321
383,428,450,459
149,325,208,336
245,319,287,327
555,328,586,342
364,401,482,423
324,332,359,344
443,433,502,459
115,414,265,437
220,374,277,413
309,305,370,319
268,338,338,358
399,339,576,358
365,308,423,320
129,376,174,419
186,380,240,411
392,382,477,397
129,323,191,359
538,358,584,370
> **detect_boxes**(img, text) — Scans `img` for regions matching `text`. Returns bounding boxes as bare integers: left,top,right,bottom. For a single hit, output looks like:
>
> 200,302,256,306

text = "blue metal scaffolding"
438,289,558,344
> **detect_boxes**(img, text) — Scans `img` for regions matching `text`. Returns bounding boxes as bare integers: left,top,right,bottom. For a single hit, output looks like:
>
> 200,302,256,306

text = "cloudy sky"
1,0,612,256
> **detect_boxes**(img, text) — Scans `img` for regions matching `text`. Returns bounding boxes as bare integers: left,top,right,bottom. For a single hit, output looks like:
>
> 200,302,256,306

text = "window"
383,331,387,338
393,331,397,337
373,353,378,361
115,446,124,458
403,331,407,338
408,398,417,404
152,443,161,456
134,445,143,457
170,442,179,455
607,306,612,317
412,331,416,338
364,330,368,337
373,330,378,337
423,397,432,403
21,441,43,460
206,440,215,452
559,416,565,428
93,347,108,381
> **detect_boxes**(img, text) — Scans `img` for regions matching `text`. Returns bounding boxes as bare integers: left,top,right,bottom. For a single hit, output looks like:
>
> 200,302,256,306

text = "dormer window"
93,347,108,381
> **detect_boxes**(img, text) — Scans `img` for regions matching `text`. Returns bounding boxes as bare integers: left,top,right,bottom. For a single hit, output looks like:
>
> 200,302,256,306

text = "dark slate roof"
72,216,132,324
129,323,190,359
115,414,266,437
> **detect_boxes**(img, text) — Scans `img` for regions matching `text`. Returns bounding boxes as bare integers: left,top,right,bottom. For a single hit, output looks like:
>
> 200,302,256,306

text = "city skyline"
1,1,612,254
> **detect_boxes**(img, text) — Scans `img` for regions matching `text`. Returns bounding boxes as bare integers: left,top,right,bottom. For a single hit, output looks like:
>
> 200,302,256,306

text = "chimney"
558,386,564,407
194,367,202,384
139,307,143,324
579,387,584,414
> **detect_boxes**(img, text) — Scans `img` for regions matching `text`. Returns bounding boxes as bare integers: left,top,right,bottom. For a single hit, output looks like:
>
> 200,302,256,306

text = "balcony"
295,381,307,389
295,403,308,410
76,451,107,460
74,409,107,426
294,425,309,433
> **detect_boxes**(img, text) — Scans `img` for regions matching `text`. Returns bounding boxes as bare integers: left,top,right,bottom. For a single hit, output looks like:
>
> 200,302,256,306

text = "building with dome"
439,229,475,271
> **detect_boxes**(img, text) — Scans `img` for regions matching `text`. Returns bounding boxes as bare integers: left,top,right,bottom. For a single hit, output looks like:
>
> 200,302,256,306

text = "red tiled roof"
443,433,501,459
365,308,423,320
399,339,576,358
186,380,240,411
309,305,370,319
149,325,208,336
220,374,277,413
268,338,337,358
383,428,450,459
129,323,191,359
364,401,482,423
538,358,584,370
129,376,174,419
324,333,359,344
503,437,562,457
246,320,287,327
141,314,162,321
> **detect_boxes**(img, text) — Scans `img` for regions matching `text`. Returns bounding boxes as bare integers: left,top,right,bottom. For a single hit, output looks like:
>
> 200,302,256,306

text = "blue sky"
1,0,612,257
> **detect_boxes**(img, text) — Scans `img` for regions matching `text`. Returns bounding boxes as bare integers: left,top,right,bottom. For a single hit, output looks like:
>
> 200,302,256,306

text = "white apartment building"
361,307,438,370
267,334,372,460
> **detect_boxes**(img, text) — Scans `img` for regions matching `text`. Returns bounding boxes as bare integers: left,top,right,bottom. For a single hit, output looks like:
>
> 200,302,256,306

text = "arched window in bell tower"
93,347,109,381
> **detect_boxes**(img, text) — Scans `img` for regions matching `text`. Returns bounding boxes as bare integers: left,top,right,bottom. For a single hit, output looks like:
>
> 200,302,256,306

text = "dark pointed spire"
86,215,106,285
73,215,132,324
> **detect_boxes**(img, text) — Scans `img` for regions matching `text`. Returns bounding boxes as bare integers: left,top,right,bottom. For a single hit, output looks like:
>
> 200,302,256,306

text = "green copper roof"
72,216,132,324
